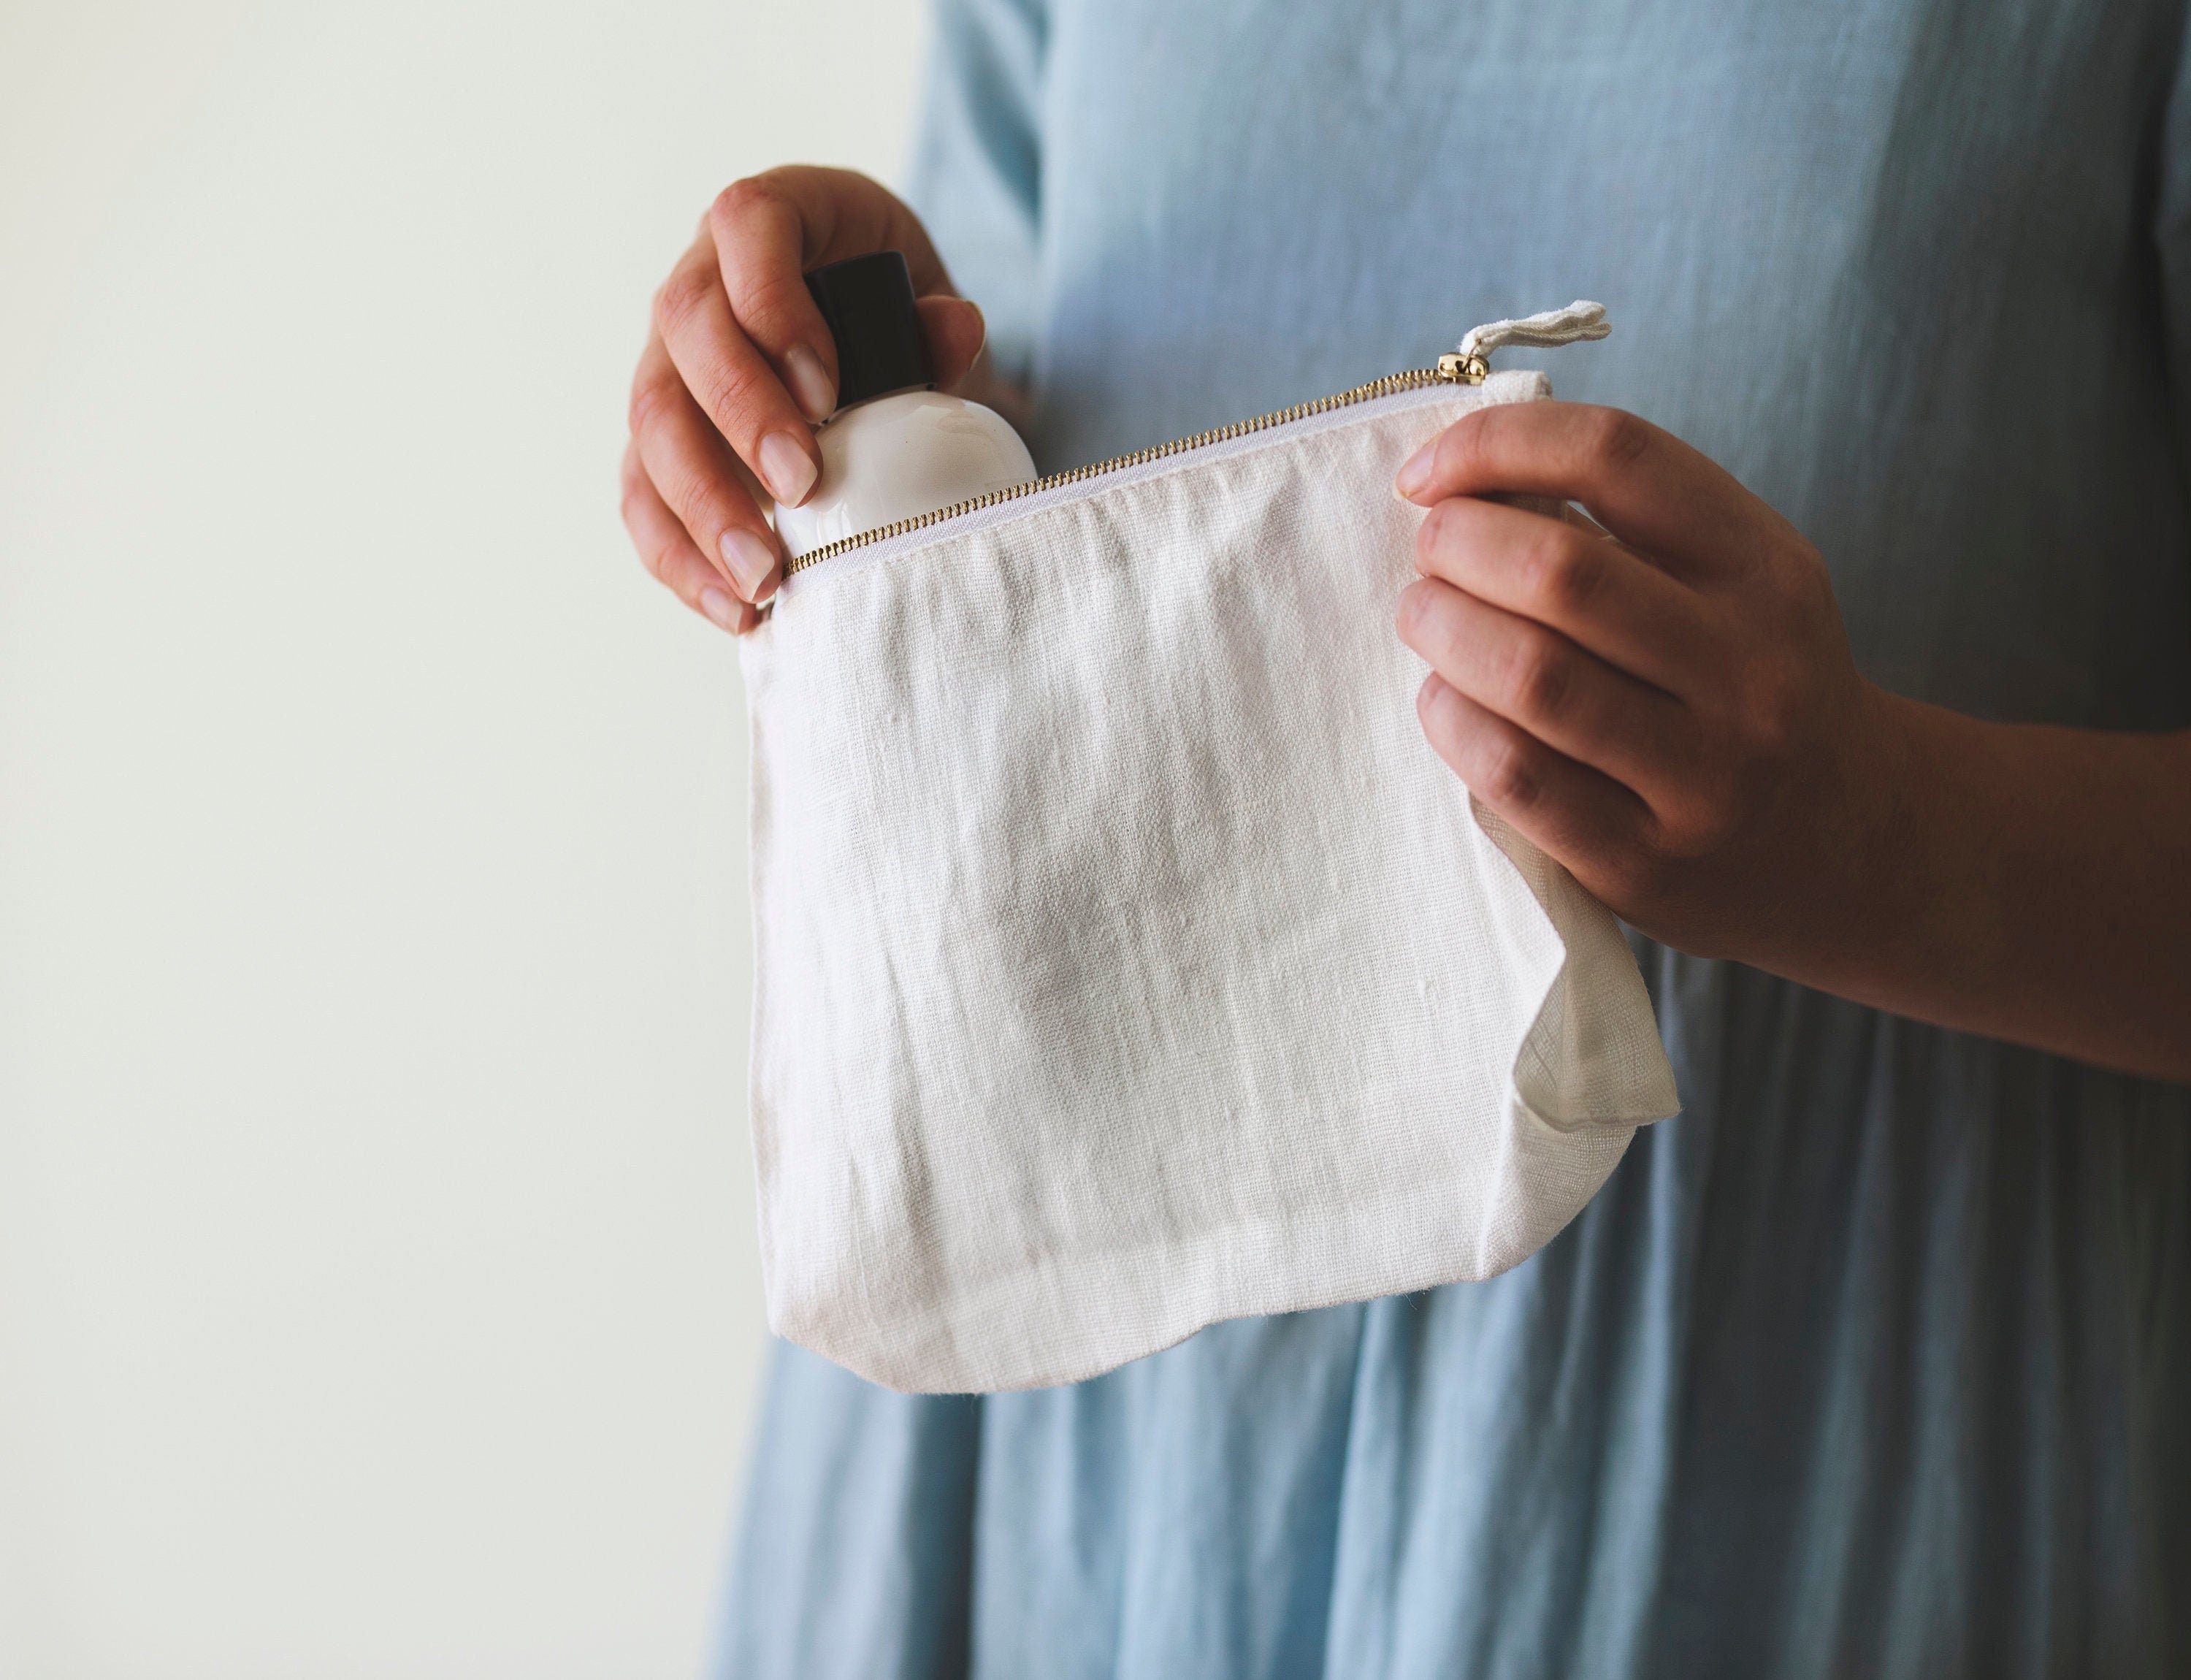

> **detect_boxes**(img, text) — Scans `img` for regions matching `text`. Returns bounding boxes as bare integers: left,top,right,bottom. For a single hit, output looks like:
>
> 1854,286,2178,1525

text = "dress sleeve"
903,0,1047,387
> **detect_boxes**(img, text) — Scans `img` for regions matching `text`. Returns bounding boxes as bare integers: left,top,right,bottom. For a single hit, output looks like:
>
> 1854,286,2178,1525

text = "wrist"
1804,683,2019,1022
1775,680,1974,1009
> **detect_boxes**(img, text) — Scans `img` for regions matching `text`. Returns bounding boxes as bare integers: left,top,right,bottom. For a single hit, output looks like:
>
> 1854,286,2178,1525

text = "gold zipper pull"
1437,351,1490,385
1444,301,1610,385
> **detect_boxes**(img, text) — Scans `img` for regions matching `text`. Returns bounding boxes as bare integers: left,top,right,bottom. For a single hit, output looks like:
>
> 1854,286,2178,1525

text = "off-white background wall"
0,2,926,1673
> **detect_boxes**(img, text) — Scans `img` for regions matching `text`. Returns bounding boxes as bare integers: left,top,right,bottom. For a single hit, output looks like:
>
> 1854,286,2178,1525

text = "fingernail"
720,527,777,597
699,586,740,631
758,430,818,506
783,345,836,422
1394,440,1437,501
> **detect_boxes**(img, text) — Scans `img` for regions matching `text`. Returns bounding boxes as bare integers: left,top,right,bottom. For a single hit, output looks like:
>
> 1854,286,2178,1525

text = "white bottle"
774,251,1036,560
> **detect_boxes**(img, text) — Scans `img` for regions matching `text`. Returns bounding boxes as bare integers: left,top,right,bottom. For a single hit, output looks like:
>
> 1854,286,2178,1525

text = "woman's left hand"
1391,400,1901,977
1393,398,2191,1079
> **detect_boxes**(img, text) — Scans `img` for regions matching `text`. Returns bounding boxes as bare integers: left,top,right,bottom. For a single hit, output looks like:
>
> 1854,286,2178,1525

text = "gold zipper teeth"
783,364,1469,576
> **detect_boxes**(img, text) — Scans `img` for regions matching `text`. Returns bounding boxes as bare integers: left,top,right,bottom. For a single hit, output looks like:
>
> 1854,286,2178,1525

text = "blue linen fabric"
714,1,2191,1674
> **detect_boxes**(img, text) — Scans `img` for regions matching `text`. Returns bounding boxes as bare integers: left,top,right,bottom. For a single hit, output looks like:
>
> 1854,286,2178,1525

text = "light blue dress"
716,1,2191,1673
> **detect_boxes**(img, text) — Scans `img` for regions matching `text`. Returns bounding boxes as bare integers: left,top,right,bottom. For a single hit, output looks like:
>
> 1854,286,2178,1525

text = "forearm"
1816,692,2191,1080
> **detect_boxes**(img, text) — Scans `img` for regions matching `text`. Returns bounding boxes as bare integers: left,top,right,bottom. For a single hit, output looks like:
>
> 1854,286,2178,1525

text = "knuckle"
1760,691,1802,753
1506,632,1575,722
1535,530,1604,615
634,448,711,530
1666,771,1743,856
1415,500,1450,565
710,174,782,232
1396,579,1434,640
651,269,714,341
626,372,678,439
1791,546,1841,619
694,358,774,437
1587,408,1651,473
743,269,822,342
1735,668,1802,756
1415,671,1445,723
1477,733,1542,808
680,476,739,538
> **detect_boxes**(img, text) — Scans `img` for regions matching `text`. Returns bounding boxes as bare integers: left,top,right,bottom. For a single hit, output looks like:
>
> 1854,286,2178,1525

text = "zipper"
781,300,1608,577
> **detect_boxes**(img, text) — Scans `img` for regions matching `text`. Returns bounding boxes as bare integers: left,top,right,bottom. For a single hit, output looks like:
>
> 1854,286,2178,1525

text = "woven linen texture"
739,371,1678,1393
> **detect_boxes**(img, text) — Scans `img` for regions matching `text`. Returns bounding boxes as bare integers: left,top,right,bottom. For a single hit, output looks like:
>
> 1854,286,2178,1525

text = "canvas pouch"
738,304,1679,1393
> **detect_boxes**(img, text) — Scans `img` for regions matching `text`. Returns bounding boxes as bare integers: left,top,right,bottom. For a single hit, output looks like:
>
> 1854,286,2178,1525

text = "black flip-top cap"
806,251,933,411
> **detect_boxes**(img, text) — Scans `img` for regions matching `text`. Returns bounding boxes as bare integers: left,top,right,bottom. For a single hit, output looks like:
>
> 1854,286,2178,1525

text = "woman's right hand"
619,167,988,632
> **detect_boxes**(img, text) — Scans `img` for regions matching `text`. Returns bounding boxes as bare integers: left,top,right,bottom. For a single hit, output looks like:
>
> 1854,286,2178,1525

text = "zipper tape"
777,378,1532,596
780,305,1610,579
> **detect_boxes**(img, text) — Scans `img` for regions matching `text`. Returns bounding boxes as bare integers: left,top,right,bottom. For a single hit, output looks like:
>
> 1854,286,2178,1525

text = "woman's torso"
718,3,2191,1674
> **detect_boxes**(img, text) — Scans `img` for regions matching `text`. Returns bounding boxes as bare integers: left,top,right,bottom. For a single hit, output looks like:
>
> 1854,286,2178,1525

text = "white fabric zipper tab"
1457,300,1611,364
1437,302,1610,384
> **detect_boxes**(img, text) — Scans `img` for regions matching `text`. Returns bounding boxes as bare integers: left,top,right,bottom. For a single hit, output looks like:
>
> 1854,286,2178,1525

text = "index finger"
1395,401,1800,578
709,167,961,421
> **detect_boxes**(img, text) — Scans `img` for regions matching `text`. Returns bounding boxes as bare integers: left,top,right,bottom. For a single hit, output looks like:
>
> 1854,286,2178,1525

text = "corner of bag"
1481,367,1555,406
1508,1080,1679,1137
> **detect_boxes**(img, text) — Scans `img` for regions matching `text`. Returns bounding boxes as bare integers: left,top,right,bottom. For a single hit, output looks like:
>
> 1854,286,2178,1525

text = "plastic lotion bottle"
773,251,1036,560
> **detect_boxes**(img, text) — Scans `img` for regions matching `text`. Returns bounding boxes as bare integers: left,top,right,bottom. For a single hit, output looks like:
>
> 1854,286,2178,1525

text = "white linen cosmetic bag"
739,305,1678,1394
